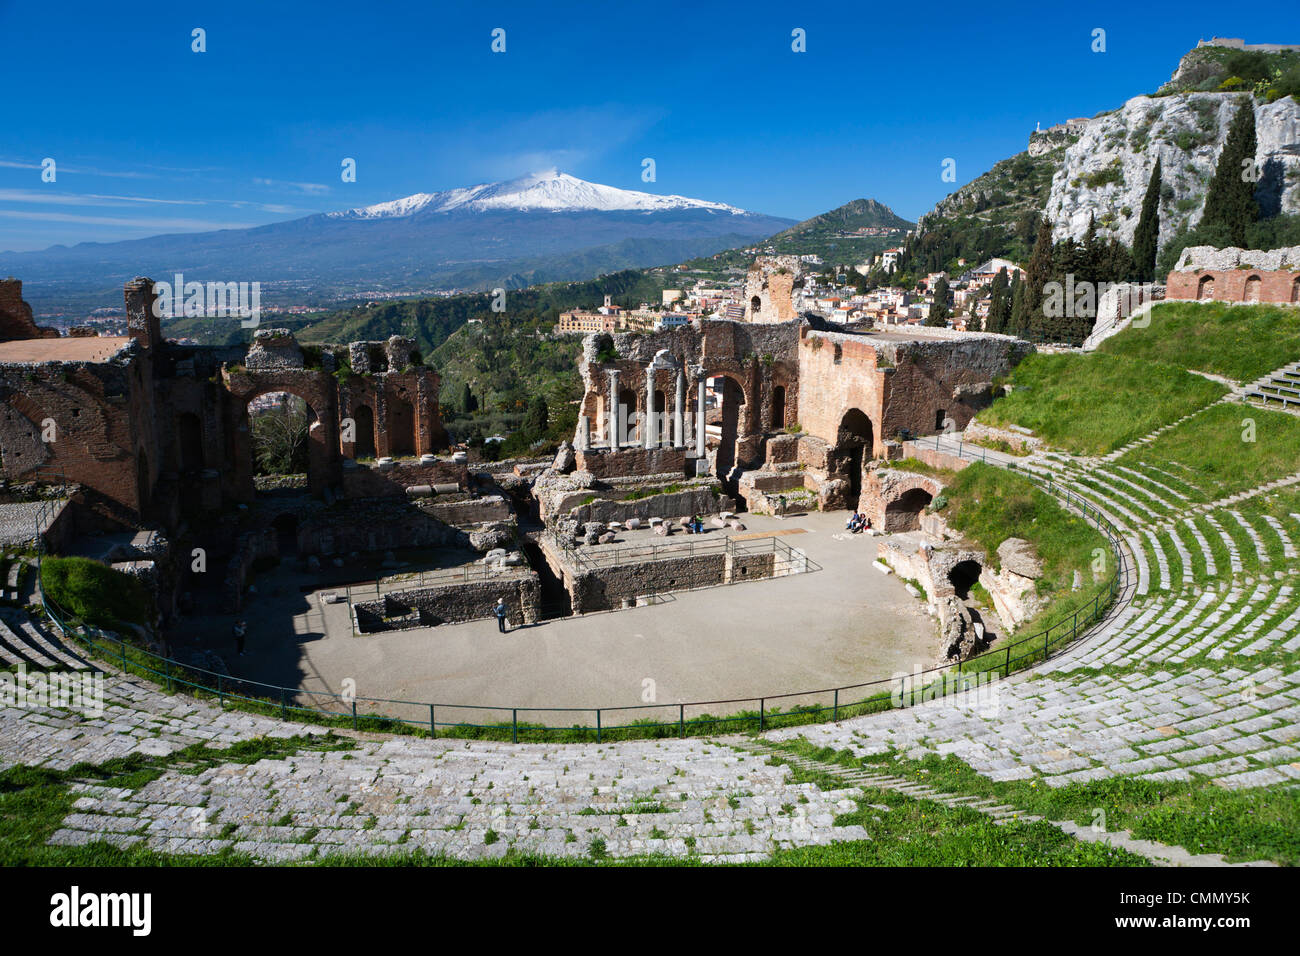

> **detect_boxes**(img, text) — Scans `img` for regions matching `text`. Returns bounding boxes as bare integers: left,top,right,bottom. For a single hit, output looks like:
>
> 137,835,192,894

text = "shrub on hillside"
40,557,153,630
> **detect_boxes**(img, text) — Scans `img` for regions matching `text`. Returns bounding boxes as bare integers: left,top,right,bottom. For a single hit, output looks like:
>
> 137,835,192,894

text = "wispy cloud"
0,209,256,231
253,177,330,195
0,158,154,179
0,188,311,215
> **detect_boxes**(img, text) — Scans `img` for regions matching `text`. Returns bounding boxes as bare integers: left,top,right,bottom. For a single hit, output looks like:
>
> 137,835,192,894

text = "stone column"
576,415,590,451
674,368,686,448
644,366,657,449
695,372,707,458
607,370,620,448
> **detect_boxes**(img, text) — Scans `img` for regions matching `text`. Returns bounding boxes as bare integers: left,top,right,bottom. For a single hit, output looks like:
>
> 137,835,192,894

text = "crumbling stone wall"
743,256,802,323
297,499,463,556
354,573,540,630
0,280,59,342
859,468,944,531
340,458,467,498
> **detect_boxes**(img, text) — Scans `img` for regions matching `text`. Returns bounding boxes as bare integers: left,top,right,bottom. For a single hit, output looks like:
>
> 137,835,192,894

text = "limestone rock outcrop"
979,537,1047,631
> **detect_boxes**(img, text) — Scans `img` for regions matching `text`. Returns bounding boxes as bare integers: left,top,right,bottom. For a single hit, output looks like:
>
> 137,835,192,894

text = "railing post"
280,687,288,718
218,674,224,706
512,708,518,744
352,700,358,729
596,709,602,743
679,704,685,737
833,688,839,721
1005,643,1011,677
430,704,436,736
759,698,765,731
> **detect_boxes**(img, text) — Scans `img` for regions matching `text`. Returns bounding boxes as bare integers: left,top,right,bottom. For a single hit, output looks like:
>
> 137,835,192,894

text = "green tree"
523,395,549,439
925,275,951,326
1131,157,1162,282
1008,272,1026,336
1200,97,1259,247
986,267,1011,334
250,399,309,476
1021,218,1055,340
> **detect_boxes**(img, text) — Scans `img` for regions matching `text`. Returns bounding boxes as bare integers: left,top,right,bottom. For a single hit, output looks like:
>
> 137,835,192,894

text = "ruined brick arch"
0,381,113,479
835,407,875,505
1292,276,1300,303
770,384,787,429
862,470,942,532
1198,275,1215,300
704,369,750,481
223,371,340,500
351,404,377,459
1244,274,1262,303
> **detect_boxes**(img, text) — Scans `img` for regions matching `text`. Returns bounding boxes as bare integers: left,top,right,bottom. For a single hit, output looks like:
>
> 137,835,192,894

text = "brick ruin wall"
878,336,1032,439
1166,268,1300,304
0,347,155,528
0,280,59,342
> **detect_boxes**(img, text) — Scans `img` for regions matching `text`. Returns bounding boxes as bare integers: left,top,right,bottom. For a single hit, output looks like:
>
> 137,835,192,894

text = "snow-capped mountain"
0,170,793,312
330,169,748,219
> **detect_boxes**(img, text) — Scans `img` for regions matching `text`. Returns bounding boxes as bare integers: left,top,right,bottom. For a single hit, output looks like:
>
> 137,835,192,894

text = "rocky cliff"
1043,93,1300,248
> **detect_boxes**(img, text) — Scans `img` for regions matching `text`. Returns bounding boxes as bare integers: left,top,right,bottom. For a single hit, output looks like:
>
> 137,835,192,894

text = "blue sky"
0,0,1272,251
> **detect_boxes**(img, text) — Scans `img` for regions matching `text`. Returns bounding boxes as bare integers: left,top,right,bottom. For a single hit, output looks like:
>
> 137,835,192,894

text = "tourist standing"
494,598,508,633
233,619,247,656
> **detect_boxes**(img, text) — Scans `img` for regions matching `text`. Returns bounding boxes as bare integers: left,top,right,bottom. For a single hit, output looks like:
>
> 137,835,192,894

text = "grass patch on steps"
976,351,1226,456
1099,301,1300,383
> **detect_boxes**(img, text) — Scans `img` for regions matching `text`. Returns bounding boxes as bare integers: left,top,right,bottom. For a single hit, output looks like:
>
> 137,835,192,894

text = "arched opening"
750,295,762,317
948,560,982,600
135,449,150,515
707,374,746,483
885,487,933,532
1292,276,1300,303
249,392,312,481
618,388,639,444
837,408,874,506
352,404,376,459
771,385,786,430
389,398,415,457
1197,275,1215,300
271,512,298,557
177,412,204,473
1244,274,1262,303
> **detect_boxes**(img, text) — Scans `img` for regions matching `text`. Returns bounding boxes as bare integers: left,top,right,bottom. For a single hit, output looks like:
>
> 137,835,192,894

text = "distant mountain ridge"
329,169,748,219
0,170,794,314
774,198,913,239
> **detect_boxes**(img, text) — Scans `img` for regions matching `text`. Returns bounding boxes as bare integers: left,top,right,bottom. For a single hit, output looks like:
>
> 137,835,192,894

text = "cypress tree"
1009,273,1026,336
1022,218,1055,341
1131,157,1162,281
986,267,1010,334
1200,97,1258,248
926,276,951,326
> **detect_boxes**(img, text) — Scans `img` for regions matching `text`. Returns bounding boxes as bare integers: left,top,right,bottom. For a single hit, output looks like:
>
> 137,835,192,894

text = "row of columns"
592,366,705,453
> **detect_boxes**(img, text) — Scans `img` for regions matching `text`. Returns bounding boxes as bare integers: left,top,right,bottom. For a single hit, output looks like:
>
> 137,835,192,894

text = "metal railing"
30,450,1129,744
